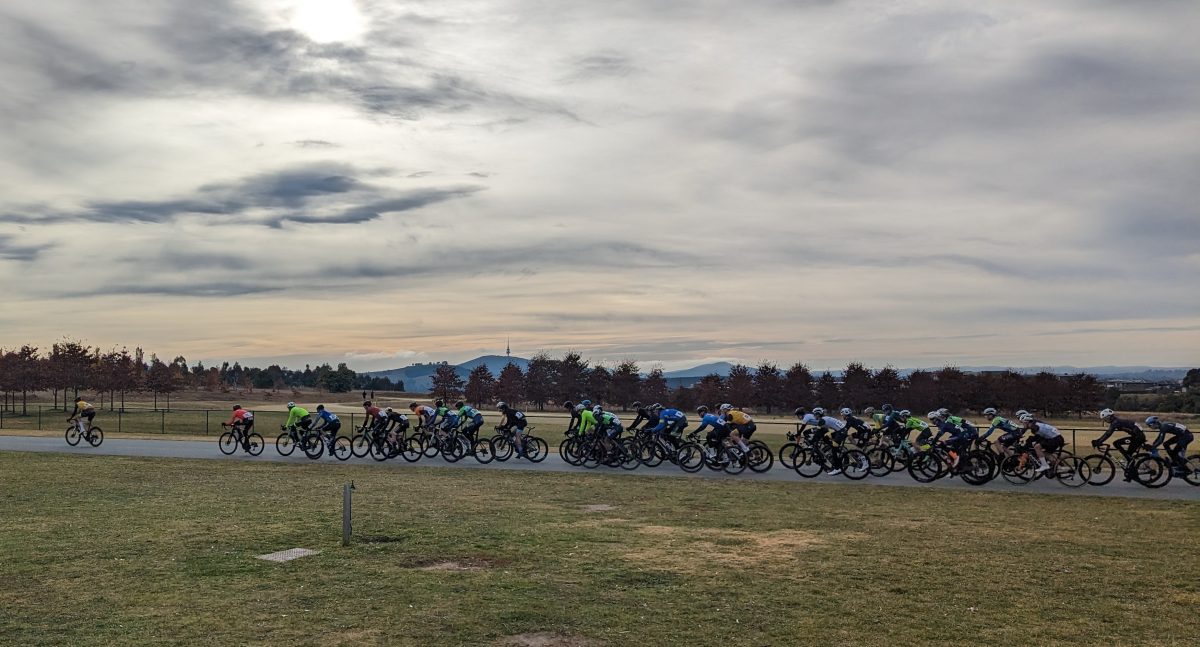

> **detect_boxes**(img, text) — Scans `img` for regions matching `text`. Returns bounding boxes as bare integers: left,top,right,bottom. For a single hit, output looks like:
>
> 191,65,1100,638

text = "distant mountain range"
366,357,1191,392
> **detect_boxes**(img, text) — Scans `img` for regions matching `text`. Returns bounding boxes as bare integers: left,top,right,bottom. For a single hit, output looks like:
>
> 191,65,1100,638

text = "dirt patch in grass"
497,633,598,647
625,524,841,572
401,555,505,571
579,504,615,513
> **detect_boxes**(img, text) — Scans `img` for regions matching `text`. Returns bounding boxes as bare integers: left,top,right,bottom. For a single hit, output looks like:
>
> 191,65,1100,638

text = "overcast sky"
1,0,1197,372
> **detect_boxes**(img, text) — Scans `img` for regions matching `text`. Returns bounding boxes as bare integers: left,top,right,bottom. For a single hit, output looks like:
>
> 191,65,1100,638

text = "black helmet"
696,405,709,415
563,400,574,409
363,401,372,407
632,401,642,410
497,401,509,411
316,404,325,411
454,401,464,409
882,403,893,412
232,404,242,411
793,407,807,417
435,399,445,407
409,402,419,409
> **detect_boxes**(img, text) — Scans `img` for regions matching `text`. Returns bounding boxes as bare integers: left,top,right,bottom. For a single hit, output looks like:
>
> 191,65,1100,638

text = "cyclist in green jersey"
283,402,312,432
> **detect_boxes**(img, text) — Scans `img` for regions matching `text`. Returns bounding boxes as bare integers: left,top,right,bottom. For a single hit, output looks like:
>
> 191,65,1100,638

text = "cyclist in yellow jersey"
719,403,754,451
68,397,96,434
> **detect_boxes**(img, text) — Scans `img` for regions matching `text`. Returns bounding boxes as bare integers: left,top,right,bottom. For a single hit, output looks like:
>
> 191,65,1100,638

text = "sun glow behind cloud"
284,0,364,43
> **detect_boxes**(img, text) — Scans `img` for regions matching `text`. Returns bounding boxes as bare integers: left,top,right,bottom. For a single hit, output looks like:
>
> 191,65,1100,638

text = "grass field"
1,452,1198,646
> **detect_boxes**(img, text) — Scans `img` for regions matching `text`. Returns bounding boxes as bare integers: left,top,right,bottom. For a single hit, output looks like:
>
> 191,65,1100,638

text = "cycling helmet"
316,404,325,411
696,405,709,415
363,401,372,407
840,407,853,416
899,409,911,418
563,400,574,409
1099,408,1114,420
581,399,592,408
232,404,242,411
982,407,997,417
1015,409,1029,419
794,407,808,417
286,401,296,409
927,410,943,422
1145,416,1160,427
650,403,662,411
496,401,509,411
863,407,875,415
719,403,732,413
386,407,394,413
812,407,825,416
454,401,464,409
592,405,603,416
1019,413,1035,423
937,407,950,417
408,402,419,410
882,404,893,412
632,401,642,410
573,403,585,413
435,399,444,407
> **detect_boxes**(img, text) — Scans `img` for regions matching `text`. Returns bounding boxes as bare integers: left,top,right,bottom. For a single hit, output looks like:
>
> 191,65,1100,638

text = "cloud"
564,51,639,82
0,234,50,261
80,282,283,297
293,139,340,148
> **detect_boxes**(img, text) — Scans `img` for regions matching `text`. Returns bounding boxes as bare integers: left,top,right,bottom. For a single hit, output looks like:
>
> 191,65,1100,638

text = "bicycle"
999,439,1089,487
218,422,264,456
65,419,104,447
1081,443,1171,488
277,424,321,458
490,426,548,463
793,434,870,480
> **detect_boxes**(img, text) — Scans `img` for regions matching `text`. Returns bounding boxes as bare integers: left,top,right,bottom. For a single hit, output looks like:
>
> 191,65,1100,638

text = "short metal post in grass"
160,410,165,434
343,481,355,546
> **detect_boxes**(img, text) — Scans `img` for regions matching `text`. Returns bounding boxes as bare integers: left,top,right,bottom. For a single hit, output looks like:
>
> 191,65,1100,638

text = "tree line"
433,352,1114,417
0,340,401,413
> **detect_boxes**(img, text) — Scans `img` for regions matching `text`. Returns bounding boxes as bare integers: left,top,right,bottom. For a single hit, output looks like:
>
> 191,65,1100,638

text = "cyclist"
794,406,821,428
649,405,687,441
283,401,312,431
839,408,873,446
564,401,582,433
1093,409,1146,464
312,404,341,450
439,406,461,434
595,405,624,450
68,397,97,436
695,405,736,459
383,407,409,435
1019,413,1063,473
928,410,975,467
722,405,757,443
981,407,1022,455
863,406,884,430
495,401,529,458
432,399,450,428
629,401,660,431
901,410,932,447
409,402,437,430
221,404,255,450
1146,416,1192,475
455,401,485,442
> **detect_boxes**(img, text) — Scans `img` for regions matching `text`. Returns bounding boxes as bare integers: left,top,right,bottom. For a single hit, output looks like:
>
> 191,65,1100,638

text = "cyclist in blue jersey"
312,404,341,450
839,408,873,445
1146,416,1192,475
496,401,529,458
649,406,688,439
695,405,733,459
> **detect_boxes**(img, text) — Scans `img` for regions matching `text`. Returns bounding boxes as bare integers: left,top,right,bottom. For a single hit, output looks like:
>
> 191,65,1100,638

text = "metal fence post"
1071,429,1077,455
206,410,210,436
160,410,165,434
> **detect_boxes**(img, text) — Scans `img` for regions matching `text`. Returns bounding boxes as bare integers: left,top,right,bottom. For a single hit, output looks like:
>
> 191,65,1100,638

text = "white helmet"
927,410,943,422
937,407,950,417
719,403,732,412
863,407,875,415
1019,413,1035,423
899,409,911,418
592,405,603,416
982,407,997,417
1015,409,1029,419
840,407,853,416
1099,408,1114,420
812,407,825,416
286,401,296,409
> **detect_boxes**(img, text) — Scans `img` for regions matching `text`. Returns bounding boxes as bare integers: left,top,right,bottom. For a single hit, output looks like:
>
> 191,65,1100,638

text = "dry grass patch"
579,504,616,513
625,524,841,572
497,633,599,647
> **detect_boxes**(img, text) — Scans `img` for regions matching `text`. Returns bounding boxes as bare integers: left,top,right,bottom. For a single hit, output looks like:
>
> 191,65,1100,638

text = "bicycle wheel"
778,442,804,470
65,426,81,446
958,451,995,486
1081,454,1116,486
557,437,580,466
1053,454,1089,488
866,446,894,477
331,436,353,461
840,449,870,480
349,433,370,458
276,433,297,456
86,427,104,447
675,443,705,473
1185,454,1200,486
907,451,943,483
747,443,774,473
638,439,665,468
491,435,514,462
794,448,824,478
245,433,264,456
302,434,324,460
721,446,747,475
526,436,549,463
218,432,238,455
1000,454,1034,485
368,437,391,461
1132,455,1171,488
422,435,442,458
441,435,466,463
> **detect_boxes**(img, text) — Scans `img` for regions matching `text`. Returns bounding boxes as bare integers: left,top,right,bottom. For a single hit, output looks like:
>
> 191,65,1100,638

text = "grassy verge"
1,452,1198,646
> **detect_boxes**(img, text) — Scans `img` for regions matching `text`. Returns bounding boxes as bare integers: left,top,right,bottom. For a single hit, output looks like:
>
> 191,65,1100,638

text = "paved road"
2,435,1198,501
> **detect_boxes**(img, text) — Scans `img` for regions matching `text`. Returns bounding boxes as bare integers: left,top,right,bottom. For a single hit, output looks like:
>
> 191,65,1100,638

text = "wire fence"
0,405,1109,454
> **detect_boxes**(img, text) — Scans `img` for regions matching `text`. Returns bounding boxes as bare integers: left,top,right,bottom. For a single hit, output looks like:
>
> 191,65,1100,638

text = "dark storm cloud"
0,163,483,227
0,234,49,261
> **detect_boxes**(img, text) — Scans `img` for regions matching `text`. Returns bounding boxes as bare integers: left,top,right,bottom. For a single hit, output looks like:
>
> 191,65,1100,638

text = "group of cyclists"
145,395,1199,484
